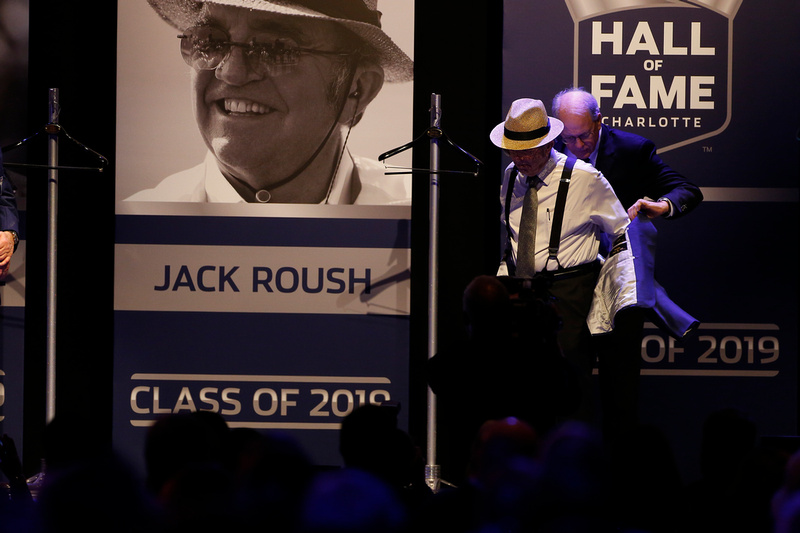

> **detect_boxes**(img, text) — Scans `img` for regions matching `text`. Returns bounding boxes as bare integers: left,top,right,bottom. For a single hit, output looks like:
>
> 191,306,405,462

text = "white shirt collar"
204,152,246,202
515,149,559,187
203,150,357,204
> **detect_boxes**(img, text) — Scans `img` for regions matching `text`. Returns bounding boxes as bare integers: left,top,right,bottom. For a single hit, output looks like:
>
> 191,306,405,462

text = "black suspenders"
504,156,576,276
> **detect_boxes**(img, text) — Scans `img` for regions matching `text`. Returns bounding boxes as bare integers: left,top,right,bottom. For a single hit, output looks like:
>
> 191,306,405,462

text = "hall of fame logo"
566,0,742,152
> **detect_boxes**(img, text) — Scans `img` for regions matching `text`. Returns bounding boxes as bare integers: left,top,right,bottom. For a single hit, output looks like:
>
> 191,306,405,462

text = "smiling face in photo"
190,4,359,196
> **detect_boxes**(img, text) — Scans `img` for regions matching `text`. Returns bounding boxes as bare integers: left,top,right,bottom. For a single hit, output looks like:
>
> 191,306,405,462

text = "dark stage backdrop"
14,0,796,488
503,0,799,480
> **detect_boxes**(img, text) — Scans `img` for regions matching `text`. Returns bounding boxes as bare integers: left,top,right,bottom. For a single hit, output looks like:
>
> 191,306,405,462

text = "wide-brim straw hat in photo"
147,0,414,82
490,98,564,151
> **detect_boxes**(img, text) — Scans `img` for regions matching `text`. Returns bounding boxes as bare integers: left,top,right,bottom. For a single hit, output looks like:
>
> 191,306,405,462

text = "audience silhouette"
527,420,618,532
0,433,34,533
7,412,157,533
427,274,581,486
610,422,684,533
2,401,797,533
221,426,315,532
774,447,800,533
2,281,797,533
299,468,408,533
339,403,433,522
413,416,542,533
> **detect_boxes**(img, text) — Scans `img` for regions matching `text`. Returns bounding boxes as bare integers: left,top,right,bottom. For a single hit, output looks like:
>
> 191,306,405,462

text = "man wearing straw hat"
127,0,413,204
490,97,630,424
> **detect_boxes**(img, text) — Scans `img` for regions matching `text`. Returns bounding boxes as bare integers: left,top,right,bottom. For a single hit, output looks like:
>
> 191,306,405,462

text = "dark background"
501,0,799,482
18,1,503,474
16,0,800,482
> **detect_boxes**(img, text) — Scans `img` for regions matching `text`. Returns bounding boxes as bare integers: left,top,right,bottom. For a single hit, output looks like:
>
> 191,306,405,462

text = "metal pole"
425,93,442,492
46,88,59,424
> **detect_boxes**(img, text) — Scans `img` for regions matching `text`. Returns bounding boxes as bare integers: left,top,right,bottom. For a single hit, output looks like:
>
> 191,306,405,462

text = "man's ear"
340,64,385,126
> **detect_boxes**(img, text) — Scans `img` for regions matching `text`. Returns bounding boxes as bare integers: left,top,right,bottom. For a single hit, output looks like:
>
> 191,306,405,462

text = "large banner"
0,0,29,456
115,0,413,202
114,0,414,474
503,0,798,479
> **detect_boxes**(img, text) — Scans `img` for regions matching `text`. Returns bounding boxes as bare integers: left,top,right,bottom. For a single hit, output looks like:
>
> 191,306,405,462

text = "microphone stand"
2,88,107,496
426,94,442,493
46,88,58,427
379,93,481,493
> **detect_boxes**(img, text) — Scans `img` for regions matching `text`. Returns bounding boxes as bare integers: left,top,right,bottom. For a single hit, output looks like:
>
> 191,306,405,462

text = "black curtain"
23,0,118,473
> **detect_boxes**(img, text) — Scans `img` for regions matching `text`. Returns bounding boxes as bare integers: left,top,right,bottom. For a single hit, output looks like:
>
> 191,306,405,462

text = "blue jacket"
555,123,703,217
0,151,20,239
590,217,699,339
556,124,702,339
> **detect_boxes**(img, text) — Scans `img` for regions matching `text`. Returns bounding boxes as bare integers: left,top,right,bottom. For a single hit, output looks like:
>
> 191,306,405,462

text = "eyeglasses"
560,129,595,144
178,26,356,77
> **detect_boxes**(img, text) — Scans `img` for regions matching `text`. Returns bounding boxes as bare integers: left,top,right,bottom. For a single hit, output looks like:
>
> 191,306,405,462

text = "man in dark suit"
0,150,20,281
551,87,702,458
552,87,703,220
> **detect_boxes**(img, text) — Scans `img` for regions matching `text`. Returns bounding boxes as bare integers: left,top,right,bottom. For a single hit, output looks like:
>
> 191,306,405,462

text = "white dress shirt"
498,149,629,275
562,128,675,217
125,150,411,205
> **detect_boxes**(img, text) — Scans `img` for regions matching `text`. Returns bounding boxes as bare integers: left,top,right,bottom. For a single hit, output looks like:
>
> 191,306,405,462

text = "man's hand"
0,231,14,280
627,198,670,221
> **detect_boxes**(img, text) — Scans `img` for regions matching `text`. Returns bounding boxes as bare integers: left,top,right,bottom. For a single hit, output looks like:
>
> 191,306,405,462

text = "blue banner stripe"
113,310,410,375
115,215,411,248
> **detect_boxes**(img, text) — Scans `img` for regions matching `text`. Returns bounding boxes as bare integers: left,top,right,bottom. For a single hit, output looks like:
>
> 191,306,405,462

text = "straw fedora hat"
147,0,414,82
490,98,564,151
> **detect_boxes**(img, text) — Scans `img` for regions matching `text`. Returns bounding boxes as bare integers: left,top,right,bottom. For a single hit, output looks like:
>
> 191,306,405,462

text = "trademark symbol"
703,146,713,153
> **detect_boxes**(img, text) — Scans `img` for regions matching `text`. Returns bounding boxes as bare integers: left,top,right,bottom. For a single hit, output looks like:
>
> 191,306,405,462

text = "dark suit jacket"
555,124,703,218
0,151,20,237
